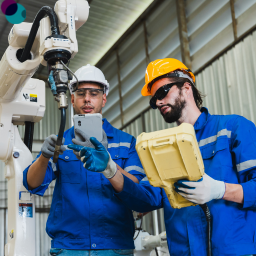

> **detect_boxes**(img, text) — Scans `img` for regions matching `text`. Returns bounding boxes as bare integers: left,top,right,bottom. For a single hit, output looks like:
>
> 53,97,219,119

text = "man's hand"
72,128,108,159
41,135,66,159
27,134,65,189
174,173,226,204
68,137,117,179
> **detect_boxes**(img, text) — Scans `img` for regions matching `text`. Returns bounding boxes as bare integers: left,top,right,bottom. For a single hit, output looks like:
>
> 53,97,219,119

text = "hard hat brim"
141,83,151,96
69,80,108,91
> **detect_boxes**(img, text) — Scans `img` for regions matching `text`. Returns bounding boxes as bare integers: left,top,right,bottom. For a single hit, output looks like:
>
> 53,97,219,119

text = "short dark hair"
147,72,204,109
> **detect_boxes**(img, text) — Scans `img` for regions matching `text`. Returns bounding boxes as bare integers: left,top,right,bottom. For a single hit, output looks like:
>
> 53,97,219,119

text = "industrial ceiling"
0,0,154,80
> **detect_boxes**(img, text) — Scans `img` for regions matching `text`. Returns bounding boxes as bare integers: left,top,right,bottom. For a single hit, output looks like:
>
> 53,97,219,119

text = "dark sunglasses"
150,82,184,109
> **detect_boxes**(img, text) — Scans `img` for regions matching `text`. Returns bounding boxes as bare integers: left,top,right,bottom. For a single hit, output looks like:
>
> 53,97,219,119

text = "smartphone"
73,114,102,141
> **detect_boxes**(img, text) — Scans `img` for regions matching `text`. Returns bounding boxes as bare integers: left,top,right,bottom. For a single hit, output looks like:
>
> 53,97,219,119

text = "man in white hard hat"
23,65,145,256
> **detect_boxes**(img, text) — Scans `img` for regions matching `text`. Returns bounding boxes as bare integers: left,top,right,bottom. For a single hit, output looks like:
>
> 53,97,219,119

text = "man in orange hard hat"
142,58,202,123
110,58,256,255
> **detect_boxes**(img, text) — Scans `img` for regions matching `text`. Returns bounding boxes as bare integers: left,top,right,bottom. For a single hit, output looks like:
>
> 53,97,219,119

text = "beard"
160,95,186,123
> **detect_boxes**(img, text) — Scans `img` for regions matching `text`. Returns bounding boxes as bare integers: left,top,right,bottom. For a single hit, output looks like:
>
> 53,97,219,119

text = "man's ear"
71,94,74,106
182,82,193,98
102,94,107,108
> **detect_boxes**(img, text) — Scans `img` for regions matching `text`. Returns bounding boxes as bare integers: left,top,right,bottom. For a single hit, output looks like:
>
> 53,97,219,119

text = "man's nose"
84,92,91,102
156,99,164,108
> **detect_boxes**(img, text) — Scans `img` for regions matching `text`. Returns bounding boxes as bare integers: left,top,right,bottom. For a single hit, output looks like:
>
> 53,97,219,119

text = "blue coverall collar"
102,118,114,138
193,107,210,131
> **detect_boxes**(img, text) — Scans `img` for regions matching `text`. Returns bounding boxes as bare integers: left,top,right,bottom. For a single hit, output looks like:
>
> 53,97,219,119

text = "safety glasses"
150,82,184,109
74,88,104,99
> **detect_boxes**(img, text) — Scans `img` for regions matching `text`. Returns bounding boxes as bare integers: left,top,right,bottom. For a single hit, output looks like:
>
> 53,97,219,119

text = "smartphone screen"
73,114,102,141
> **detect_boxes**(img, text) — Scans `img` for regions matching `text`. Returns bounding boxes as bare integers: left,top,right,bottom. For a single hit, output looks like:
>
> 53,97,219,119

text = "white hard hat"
69,64,109,95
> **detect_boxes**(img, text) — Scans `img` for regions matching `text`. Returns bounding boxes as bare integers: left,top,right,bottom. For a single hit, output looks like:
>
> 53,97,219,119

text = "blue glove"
174,173,225,204
68,137,117,178
72,128,108,159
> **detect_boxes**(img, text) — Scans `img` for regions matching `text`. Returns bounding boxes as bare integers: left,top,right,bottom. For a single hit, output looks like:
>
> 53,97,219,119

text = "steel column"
176,0,192,69
116,49,124,126
230,0,237,40
143,20,150,64
141,113,146,133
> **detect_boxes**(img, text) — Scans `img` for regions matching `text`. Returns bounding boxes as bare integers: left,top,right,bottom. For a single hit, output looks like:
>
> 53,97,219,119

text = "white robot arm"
0,1,89,255
141,231,168,250
0,0,89,161
134,231,169,256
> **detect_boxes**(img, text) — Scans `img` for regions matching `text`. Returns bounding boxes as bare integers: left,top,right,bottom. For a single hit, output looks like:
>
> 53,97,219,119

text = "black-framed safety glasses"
74,88,104,99
149,82,184,109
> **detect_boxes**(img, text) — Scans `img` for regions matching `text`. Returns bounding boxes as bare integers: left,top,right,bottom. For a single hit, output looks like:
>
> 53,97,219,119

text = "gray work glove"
41,135,66,159
72,128,108,159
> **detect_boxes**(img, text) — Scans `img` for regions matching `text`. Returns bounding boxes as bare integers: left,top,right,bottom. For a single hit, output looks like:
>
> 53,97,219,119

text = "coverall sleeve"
123,136,146,181
231,116,256,209
115,175,163,212
23,152,57,196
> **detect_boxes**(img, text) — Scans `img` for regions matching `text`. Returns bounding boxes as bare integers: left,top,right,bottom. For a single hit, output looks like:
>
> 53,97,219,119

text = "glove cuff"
102,153,117,179
41,151,51,159
215,180,226,199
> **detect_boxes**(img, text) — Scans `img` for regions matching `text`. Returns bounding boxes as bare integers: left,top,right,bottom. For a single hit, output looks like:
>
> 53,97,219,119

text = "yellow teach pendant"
136,123,205,209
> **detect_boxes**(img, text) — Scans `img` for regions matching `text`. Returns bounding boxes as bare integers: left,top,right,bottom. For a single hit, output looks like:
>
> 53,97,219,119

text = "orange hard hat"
141,58,195,96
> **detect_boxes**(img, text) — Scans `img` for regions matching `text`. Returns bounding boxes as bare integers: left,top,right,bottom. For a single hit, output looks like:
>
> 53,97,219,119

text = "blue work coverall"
23,118,145,250
116,107,256,256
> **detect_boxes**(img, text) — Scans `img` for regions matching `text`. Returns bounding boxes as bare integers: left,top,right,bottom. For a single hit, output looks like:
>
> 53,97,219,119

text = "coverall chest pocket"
58,151,81,184
101,148,129,193
109,147,129,169
200,138,231,179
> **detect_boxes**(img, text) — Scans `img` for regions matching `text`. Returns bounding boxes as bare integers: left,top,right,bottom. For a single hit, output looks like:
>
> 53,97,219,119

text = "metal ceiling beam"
230,0,237,41
176,0,191,69
143,20,150,65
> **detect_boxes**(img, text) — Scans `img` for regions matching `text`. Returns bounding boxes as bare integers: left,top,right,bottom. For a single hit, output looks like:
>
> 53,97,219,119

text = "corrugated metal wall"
99,0,256,129
197,32,256,122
